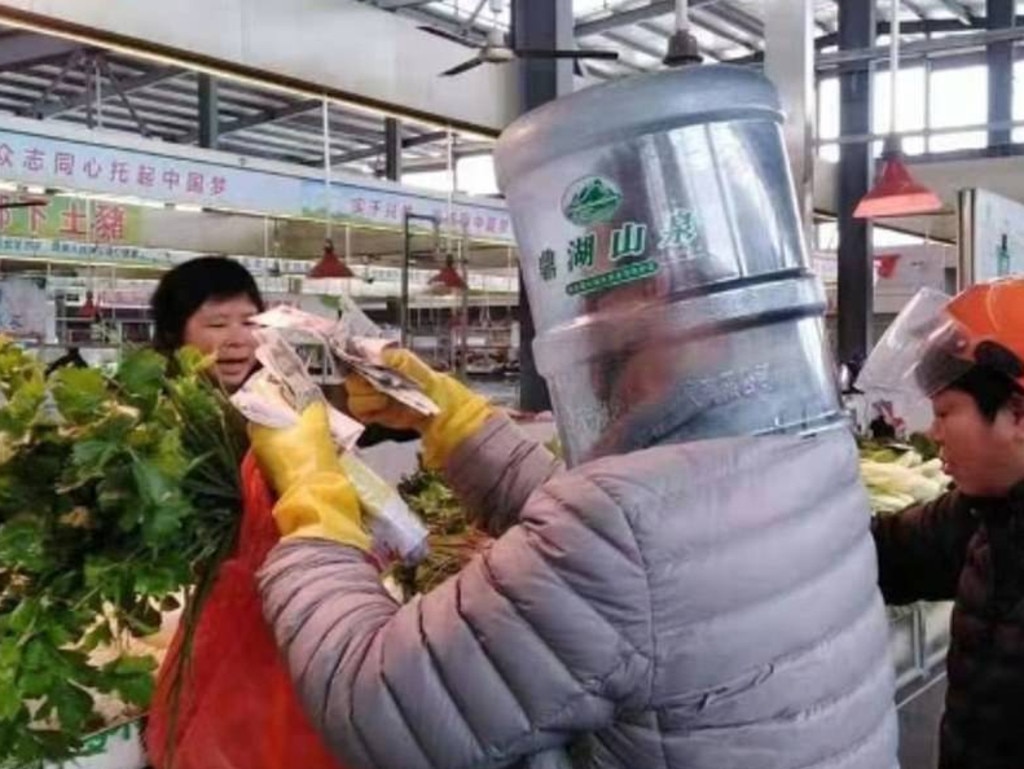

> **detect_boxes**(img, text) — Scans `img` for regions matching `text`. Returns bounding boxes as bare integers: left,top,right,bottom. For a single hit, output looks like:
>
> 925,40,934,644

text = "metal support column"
987,0,1014,149
836,0,876,370
384,117,402,181
197,74,219,150
510,0,573,413
765,0,815,249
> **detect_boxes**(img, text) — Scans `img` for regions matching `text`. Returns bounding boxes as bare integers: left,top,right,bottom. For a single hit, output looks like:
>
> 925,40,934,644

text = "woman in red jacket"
144,256,343,769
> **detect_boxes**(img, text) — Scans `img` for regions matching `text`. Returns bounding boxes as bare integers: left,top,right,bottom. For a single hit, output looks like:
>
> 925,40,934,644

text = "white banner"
0,118,513,244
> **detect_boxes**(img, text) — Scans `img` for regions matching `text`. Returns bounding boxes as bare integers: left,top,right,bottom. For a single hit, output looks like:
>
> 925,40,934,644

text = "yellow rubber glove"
249,402,371,550
345,349,493,470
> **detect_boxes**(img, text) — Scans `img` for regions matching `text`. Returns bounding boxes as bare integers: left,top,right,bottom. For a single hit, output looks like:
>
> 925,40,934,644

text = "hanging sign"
0,117,514,244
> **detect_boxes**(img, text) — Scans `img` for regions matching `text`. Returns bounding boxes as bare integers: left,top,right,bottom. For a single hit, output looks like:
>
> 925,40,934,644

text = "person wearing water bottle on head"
245,65,899,769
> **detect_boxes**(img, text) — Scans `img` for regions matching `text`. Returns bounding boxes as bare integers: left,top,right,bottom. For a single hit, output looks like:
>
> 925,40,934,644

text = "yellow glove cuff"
420,394,493,471
250,402,338,494
273,471,371,550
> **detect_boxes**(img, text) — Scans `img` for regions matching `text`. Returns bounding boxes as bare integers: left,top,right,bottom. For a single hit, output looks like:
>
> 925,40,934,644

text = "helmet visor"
857,288,973,398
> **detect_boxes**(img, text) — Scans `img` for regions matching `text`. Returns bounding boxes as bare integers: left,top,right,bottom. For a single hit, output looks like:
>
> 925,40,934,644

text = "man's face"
182,295,259,392
930,388,1024,497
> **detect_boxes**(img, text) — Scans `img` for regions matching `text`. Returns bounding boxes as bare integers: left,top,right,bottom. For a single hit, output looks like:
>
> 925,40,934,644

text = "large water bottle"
495,65,843,466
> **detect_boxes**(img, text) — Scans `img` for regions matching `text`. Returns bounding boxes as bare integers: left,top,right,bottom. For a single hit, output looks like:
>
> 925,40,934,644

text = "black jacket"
873,486,1024,769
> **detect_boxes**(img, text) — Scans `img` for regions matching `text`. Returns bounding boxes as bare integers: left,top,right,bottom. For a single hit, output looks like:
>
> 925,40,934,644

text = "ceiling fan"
421,0,619,77
0,197,47,210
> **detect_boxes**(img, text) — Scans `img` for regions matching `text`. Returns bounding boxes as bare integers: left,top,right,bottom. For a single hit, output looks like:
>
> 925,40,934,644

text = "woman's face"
183,295,259,392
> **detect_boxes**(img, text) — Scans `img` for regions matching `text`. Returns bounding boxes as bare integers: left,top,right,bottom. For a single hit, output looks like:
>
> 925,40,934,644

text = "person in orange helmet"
861,278,1024,769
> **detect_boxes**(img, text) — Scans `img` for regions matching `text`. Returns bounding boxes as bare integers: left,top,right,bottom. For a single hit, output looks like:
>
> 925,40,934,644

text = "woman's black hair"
151,257,265,354
947,365,1024,422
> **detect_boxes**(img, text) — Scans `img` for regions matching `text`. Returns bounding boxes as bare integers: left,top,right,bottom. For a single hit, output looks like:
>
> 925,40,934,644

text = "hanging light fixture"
854,0,941,219
429,252,468,292
79,290,99,320
427,127,468,294
663,0,702,67
308,238,355,279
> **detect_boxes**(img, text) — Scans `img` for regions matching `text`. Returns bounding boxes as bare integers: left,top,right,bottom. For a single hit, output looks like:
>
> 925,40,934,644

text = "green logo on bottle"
562,176,622,226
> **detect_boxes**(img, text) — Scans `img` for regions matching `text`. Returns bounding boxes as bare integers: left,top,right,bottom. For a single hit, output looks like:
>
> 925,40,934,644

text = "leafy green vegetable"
0,340,245,768
395,462,489,597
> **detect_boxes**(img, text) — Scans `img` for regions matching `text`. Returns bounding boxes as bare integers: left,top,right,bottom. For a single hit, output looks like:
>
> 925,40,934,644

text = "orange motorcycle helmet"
857,278,1024,398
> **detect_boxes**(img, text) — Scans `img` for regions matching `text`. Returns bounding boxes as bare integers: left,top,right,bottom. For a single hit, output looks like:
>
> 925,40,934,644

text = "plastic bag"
146,452,344,769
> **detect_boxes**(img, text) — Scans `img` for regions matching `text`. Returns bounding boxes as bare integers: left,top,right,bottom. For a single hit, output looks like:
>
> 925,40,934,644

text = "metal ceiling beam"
599,30,666,61
682,12,760,51
57,111,187,136
216,137,321,164
397,146,495,173
702,3,763,38
988,0,1014,147
0,32,82,71
99,55,154,137
36,65,185,118
933,0,977,25
331,129,449,164
815,16,1024,50
289,114,395,142
580,1,762,44
901,0,929,20
576,1,712,37
818,25,1024,68
19,49,83,117
175,97,320,144
630,20,726,60
373,0,435,9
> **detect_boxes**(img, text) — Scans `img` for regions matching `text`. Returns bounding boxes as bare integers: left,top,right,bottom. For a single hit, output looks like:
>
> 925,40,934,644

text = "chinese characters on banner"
0,126,516,245
0,140,229,202
347,195,511,238
310,181,514,243
0,197,139,243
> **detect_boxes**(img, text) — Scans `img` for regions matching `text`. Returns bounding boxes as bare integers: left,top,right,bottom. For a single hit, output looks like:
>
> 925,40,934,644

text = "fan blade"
0,199,48,209
572,50,620,60
418,25,478,48
442,58,485,77
516,49,619,61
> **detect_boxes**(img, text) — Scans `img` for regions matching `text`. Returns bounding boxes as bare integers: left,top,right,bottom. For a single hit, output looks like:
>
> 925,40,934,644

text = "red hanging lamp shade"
308,239,355,279
429,253,467,291
79,290,99,320
854,139,943,219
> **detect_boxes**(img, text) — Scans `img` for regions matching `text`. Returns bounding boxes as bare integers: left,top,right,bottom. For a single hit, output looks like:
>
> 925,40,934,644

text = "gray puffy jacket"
259,416,899,769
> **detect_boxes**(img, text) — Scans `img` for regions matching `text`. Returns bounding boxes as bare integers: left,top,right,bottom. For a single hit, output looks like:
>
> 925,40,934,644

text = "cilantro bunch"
0,341,246,768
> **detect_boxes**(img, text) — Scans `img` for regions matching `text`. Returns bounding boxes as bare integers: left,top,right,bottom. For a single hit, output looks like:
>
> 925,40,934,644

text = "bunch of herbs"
0,342,246,768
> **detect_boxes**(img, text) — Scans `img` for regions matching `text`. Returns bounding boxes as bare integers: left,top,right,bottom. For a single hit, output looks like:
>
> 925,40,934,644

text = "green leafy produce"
395,433,562,596
395,463,489,597
0,341,246,769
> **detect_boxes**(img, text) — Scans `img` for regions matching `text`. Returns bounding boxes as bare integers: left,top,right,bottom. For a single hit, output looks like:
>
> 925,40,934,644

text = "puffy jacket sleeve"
258,470,651,769
444,414,563,537
871,490,977,604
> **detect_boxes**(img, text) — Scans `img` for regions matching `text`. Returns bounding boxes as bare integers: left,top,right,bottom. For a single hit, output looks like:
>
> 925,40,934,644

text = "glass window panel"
873,66,926,134
818,78,839,141
902,135,926,156
457,155,499,196
929,66,987,129
818,142,840,162
929,130,986,152
1013,61,1024,132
